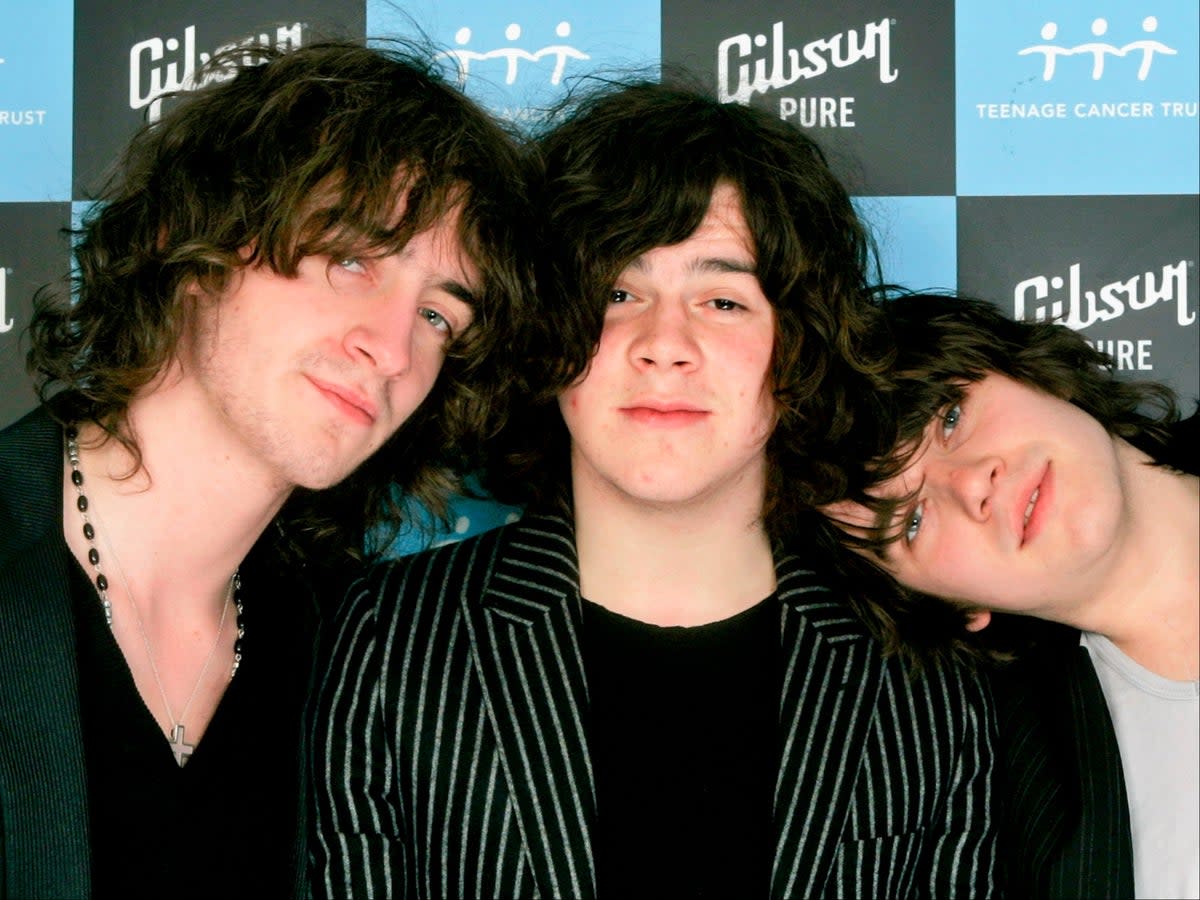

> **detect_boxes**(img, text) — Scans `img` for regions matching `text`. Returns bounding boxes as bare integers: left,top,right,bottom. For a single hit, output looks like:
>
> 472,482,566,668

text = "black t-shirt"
68,545,314,899
582,595,781,898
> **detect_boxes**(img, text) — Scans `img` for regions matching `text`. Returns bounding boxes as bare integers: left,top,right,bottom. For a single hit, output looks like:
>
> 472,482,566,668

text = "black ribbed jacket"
0,408,314,898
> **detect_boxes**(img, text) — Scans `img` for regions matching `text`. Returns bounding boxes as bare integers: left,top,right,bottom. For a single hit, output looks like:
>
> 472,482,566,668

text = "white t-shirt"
1081,631,1199,900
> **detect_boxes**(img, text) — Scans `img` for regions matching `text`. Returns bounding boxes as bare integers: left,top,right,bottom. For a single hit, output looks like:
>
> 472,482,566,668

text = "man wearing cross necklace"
0,39,532,899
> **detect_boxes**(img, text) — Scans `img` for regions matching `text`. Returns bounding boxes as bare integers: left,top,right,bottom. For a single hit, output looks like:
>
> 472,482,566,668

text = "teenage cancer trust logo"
957,5,1198,196
976,14,1192,122
438,20,590,87
1019,16,1176,82
427,15,601,124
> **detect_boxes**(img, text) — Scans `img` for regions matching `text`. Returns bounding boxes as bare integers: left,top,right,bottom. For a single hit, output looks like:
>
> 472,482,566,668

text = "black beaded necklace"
65,425,245,679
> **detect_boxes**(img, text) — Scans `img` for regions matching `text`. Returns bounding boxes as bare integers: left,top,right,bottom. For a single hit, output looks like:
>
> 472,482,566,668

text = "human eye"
940,403,962,442
336,257,367,275
611,289,631,304
709,297,743,312
419,307,451,336
903,501,925,545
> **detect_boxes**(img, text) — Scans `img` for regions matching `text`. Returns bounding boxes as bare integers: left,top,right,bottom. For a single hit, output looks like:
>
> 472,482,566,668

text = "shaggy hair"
493,78,892,550
27,39,536,571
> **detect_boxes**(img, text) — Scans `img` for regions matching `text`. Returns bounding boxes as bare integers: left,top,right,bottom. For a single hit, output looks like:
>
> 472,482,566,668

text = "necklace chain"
65,426,245,765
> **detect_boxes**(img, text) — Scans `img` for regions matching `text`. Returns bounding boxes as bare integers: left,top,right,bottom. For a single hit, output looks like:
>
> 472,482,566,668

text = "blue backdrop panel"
369,0,661,124
857,195,958,293
957,0,1200,196
0,0,74,201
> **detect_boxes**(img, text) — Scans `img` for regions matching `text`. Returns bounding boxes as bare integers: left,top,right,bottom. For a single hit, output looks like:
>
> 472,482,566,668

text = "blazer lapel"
770,555,884,899
461,513,597,899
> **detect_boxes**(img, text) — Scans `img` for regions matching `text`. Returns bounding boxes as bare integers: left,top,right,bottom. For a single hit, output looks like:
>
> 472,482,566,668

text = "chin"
284,453,368,493
617,479,717,508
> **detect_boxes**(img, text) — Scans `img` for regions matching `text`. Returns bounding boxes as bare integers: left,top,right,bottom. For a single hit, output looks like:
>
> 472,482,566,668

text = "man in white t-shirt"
826,292,1199,898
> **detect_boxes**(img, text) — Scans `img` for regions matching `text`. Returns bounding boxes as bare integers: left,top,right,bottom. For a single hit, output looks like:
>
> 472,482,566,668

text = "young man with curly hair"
823,292,1198,899
0,40,531,898
311,83,998,898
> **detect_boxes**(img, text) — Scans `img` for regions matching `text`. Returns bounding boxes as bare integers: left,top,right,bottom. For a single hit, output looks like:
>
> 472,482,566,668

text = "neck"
1066,441,1199,680
571,472,776,627
67,369,292,618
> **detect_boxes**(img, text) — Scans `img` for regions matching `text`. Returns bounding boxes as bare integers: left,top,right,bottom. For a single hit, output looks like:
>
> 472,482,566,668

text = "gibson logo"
718,18,897,105
129,23,304,123
1014,260,1194,330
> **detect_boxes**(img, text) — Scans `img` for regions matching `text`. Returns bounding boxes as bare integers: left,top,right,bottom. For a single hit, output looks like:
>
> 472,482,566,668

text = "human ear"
964,609,992,632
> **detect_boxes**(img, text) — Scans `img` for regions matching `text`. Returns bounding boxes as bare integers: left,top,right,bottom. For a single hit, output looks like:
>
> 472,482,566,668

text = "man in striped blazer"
310,82,999,898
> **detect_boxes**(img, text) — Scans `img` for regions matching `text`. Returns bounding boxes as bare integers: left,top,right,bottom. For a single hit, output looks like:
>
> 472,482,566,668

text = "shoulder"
986,617,1081,697
774,552,873,642
776,552,993,719
362,522,509,599
0,406,60,466
984,619,1091,761
0,407,63,561
331,518,531,642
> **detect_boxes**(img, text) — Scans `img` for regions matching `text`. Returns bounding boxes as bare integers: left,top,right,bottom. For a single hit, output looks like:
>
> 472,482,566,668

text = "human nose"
628,299,699,371
343,289,416,377
943,455,1004,521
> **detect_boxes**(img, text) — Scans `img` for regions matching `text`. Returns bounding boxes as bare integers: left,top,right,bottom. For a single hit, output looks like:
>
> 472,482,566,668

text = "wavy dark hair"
491,78,892,549
817,291,1182,664
27,39,535,571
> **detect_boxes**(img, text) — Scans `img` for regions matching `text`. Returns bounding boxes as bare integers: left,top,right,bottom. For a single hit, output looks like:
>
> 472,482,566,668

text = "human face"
181,205,477,492
836,373,1131,617
558,183,777,512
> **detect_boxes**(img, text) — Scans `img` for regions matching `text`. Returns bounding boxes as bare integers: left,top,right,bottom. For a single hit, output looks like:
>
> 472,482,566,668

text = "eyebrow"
867,468,928,553
437,279,478,308
626,255,758,277
870,499,899,545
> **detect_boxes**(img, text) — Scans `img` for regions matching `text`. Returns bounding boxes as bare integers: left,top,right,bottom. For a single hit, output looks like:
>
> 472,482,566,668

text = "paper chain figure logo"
438,21,590,87
1019,16,1178,81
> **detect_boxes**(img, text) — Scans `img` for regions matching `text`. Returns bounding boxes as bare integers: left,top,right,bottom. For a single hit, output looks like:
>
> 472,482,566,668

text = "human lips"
619,400,710,427
306,375,379,425
1018,461,1052,547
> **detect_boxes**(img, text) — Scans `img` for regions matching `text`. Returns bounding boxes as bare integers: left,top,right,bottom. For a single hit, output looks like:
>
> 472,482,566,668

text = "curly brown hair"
491,78,892,549
816,291,1182,665
27,39,536,572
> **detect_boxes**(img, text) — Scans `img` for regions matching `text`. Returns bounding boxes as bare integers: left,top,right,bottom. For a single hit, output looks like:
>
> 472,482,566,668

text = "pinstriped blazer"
310,513,998,898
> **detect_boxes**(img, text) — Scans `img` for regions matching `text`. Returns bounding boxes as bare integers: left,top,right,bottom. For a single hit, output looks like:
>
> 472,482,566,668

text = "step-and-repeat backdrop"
2,0,1197,545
